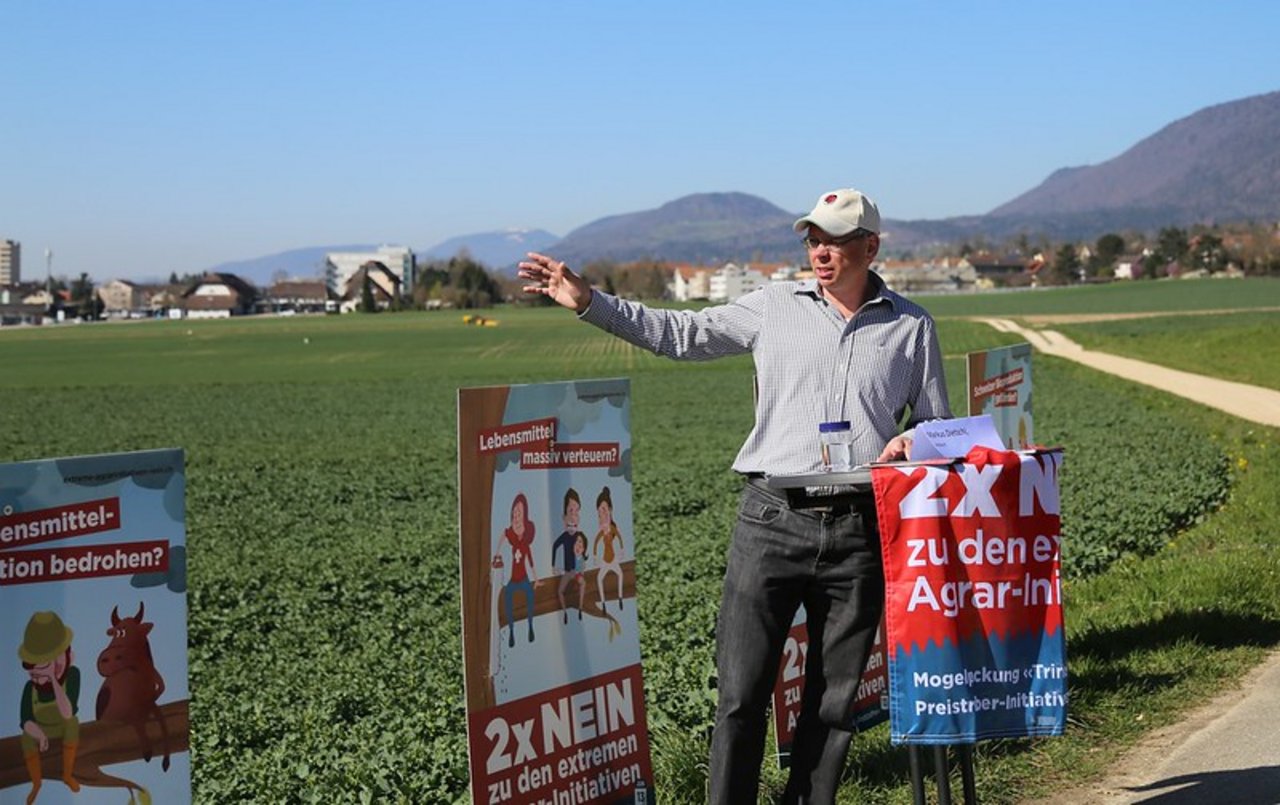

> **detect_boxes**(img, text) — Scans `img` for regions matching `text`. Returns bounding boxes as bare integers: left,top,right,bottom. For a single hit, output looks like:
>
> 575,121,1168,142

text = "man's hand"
877,435,913,462
517,253,593,313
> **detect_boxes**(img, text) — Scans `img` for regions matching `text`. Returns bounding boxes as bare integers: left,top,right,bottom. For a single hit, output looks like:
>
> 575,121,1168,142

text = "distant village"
0,244,417,325
1,225,1273,327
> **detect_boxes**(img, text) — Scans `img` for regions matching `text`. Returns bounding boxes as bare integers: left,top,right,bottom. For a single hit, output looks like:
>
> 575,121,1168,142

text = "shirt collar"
794,271,896,309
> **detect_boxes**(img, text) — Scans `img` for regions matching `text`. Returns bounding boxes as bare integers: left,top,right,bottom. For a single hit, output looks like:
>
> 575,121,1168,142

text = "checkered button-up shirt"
579,273,951,474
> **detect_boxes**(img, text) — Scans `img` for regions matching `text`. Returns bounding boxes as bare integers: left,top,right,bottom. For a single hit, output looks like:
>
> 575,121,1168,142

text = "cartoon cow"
96,602,171,771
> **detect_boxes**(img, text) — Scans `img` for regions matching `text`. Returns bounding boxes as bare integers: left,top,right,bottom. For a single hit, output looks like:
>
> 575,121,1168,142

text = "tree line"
955,221,1280,286
405,253,674,310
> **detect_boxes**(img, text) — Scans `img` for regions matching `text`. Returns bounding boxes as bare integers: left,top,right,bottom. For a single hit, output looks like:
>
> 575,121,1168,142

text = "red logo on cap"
824,194,838,204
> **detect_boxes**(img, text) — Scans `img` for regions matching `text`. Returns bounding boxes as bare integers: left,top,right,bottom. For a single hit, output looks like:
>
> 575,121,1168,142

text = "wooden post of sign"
458,386,511,713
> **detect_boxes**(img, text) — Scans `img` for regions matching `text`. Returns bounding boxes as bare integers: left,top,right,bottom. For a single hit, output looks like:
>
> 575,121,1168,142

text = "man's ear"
867,234,882,260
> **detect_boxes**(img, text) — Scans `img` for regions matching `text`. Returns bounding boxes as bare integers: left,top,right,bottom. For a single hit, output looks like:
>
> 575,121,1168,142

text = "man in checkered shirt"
520,188,950,804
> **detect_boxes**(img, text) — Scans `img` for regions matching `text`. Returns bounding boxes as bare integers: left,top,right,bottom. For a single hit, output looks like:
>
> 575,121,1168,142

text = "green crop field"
2,290,1277,803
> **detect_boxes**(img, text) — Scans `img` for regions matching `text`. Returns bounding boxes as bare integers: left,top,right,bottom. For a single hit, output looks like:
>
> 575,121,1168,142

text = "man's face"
564,498,580,531
805,224,879,293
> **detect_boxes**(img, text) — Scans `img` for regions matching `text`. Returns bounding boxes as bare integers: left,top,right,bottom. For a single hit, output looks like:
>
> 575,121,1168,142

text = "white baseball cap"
793,189,881,236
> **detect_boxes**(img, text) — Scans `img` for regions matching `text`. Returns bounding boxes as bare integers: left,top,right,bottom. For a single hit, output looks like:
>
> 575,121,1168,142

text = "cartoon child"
18,611,82,802
551,489,588,623
593,486,626,611
497,493,537,647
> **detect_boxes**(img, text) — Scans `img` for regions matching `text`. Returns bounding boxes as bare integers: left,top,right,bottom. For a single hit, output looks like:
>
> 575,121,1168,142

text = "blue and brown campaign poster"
0,449,190,804
458,379,654,805
967,343,1033,449
871,447,1066,744
771,608,887,767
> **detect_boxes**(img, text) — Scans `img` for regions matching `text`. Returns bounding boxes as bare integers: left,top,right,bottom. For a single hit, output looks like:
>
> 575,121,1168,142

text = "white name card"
910,414,1004,461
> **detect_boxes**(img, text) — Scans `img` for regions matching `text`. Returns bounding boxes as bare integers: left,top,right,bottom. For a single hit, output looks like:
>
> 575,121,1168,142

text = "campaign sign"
771,608,888,767
871,447,1066,744
967,343,1033,449
0,449,190,804
459,379,654,805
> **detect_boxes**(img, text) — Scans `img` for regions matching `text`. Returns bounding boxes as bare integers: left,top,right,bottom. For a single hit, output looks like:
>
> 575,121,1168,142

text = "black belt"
744,473,866,516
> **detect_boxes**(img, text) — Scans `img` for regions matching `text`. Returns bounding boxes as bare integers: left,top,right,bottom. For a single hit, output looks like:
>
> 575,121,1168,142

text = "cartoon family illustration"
493,486,628,649
15,604,173,804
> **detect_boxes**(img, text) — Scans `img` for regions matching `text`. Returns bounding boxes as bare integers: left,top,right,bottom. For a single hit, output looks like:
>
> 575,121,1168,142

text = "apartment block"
0,240,19,285
324,245,416,297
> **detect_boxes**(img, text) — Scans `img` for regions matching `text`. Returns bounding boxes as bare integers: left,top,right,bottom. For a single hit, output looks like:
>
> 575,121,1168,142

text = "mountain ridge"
990,90,1280,222
200,90,1280,280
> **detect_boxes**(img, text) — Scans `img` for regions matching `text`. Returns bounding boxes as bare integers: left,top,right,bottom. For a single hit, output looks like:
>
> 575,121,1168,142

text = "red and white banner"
871,447,1067,744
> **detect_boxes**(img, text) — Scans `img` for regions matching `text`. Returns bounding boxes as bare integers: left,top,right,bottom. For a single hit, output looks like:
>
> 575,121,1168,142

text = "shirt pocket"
864,344,917,413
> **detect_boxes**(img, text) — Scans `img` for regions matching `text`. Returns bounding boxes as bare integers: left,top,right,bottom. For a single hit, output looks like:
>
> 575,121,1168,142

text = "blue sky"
4,1,1279,282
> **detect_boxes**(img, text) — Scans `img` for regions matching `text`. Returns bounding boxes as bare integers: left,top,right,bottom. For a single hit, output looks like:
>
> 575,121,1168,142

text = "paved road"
1028,650,1280,804
979,319,1280,804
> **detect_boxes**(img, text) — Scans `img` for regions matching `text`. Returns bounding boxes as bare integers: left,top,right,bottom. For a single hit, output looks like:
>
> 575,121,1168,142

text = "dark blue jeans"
709,478,884,804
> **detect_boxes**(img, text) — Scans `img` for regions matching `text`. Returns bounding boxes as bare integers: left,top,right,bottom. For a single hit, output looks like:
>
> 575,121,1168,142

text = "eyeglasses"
801,229,874,251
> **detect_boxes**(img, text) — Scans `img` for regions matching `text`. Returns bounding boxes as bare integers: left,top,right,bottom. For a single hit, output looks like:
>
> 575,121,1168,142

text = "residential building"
21,287,54,307
708,262,768,302
2,283,38,305
182,273,256,319
325,246,415,298
97,279,146,317
340,261,402,312
967,254,1031,287
144,285,184,317
1113,251,1151,280
668,264,715,301
262,279,330,314
0,280,44,326
0,239,19,285
769,264,802,282
876,257,977,294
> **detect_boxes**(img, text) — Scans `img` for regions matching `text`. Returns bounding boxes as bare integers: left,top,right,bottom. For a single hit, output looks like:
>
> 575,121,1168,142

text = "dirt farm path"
979,318,1280,428
977,316,1280,804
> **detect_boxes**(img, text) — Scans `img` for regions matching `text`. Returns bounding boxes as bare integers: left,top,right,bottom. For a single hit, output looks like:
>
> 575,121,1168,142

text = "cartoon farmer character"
18,611,82,802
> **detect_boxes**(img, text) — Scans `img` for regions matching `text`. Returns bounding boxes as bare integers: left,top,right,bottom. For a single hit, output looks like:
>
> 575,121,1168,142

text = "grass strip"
916,277,1280,318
